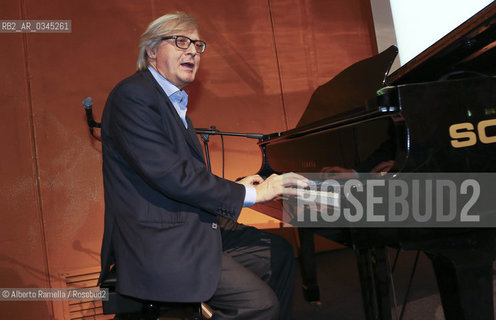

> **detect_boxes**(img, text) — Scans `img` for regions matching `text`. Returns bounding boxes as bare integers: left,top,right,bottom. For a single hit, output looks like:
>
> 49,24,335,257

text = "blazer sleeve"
103,78,245,219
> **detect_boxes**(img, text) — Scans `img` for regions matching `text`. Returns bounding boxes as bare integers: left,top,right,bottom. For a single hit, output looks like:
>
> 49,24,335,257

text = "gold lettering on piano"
449,122,476,148
449,119,496,148
478,119,496,144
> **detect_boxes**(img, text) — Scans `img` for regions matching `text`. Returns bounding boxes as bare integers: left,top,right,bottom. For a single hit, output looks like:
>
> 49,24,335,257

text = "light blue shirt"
148,66,188,128
147,66,256,207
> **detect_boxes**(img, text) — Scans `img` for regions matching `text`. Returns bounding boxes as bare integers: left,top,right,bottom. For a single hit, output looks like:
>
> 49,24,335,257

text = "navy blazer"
98,69,245,302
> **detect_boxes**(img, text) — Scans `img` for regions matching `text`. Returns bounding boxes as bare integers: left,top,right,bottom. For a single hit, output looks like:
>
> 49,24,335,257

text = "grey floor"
290,248,460,320
155,247,492,320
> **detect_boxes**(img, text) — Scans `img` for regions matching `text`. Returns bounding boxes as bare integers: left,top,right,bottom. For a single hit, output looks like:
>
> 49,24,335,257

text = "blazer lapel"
141,70,206,161
186,117,206,162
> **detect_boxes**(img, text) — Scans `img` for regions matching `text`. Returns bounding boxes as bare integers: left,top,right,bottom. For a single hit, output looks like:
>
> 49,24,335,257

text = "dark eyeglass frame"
161,35,207,54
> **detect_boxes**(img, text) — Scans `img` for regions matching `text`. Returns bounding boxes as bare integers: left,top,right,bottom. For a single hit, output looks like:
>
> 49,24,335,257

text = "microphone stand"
81,99,263,175
195,126,263,173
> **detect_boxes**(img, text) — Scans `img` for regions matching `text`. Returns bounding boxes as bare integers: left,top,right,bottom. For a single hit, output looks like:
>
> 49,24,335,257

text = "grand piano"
251,2,496,319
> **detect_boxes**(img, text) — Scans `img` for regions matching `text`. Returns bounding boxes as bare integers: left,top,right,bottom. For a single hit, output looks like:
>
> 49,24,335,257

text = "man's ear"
146,47,157,60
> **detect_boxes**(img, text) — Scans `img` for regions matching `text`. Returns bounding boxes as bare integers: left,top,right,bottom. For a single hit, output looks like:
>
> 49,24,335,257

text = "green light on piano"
485,107,496,115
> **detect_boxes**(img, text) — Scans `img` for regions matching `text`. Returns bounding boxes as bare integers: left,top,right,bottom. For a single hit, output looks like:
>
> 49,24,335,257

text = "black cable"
89,127,102,142
194,127,262,178
391,248,401,273
438,70,489,81
398,250,421,320
221,134,225,178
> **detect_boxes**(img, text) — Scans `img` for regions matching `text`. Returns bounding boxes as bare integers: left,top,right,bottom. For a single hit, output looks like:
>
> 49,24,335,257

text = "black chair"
100,266,210,320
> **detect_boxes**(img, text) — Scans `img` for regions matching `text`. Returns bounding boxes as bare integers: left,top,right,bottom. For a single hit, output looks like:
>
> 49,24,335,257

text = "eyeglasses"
161,35,207,54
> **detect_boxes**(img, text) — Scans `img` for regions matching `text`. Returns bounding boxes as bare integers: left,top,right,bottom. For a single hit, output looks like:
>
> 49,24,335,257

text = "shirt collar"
147,65,188,110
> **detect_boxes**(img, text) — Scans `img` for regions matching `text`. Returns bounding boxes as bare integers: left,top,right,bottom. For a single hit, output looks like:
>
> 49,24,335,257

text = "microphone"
82,97,101,128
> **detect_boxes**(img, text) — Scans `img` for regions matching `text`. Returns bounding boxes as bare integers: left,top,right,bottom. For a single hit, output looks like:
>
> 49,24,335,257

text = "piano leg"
355,247,393,320
373,247,395,320
426,251,494,320
297,228,321,304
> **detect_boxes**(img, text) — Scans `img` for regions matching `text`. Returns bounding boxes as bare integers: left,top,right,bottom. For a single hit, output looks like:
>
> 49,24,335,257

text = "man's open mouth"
181,62,194,69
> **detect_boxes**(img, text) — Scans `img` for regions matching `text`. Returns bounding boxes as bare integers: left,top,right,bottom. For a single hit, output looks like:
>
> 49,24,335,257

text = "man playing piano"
98,12,308,320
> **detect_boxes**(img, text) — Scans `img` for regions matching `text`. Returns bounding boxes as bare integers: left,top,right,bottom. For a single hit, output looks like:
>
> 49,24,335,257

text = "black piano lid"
387,1,496,85
296,45,398,128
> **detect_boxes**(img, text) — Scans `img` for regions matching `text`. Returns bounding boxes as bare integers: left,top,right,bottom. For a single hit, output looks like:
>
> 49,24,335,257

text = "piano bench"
100,267,208,320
